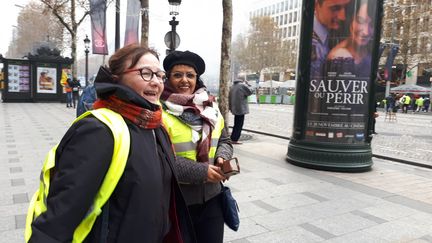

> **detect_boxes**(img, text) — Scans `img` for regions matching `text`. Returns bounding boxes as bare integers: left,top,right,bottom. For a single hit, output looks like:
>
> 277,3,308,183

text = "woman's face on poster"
351,3,373,46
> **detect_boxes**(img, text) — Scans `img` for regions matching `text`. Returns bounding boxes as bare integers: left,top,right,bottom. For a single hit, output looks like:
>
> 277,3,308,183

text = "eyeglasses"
123,67,166,82
170,72,197,80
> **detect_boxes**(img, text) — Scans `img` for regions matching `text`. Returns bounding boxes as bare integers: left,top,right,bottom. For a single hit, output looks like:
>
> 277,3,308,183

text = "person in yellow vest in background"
161,50,234,243
400,94,411,113
415,96,424,112
65,78,73,108
60,70,73,108
26,44,196,243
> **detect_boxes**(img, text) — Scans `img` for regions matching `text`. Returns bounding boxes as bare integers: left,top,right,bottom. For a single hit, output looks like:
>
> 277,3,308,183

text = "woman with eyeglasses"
26,44,196,243
161,50,234,243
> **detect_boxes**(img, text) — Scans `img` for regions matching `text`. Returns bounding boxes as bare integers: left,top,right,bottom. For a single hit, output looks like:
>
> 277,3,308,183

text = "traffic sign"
164,31,180,50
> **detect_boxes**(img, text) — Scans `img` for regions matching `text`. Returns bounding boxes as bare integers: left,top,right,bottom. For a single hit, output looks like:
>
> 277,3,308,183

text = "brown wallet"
221,157,240,176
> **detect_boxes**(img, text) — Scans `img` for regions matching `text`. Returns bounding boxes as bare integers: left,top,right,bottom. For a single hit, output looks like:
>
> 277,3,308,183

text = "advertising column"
287,0,384,171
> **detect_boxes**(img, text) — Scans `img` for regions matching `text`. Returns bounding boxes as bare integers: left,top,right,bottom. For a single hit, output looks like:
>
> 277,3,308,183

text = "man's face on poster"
315,0,351,30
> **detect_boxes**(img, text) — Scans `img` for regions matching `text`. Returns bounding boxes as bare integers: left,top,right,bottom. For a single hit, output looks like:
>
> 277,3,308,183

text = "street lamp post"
165,0,181,54
115,0,120,51
84,35,91,87
384,22,396,98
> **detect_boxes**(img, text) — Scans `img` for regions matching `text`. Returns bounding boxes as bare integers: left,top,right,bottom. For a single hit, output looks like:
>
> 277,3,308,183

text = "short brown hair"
108,44,159,77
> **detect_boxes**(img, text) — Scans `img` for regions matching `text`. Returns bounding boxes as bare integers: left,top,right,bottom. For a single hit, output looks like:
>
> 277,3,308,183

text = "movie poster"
304,0,377,144
8,64,30,93
37,67,57,94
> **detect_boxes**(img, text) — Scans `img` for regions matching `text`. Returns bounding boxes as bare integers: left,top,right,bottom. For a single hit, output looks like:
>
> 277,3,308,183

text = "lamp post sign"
287,0,384,171
164,30,180,51
166,0,181,54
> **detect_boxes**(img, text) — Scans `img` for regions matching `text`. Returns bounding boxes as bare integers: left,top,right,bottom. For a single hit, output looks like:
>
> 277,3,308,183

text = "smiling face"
350,3,373,47
168,64,197,95
119,53,164,103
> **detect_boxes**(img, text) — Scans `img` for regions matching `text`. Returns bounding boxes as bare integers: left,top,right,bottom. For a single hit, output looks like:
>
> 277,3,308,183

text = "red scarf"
93,95,162,129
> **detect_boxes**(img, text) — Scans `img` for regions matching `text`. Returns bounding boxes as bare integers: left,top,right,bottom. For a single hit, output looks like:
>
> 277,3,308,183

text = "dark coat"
29,84,196,243
229,81,253,115
68,79,81,93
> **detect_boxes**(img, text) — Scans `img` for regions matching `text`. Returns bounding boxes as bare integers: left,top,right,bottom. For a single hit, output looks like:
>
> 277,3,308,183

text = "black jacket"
29,83,196,243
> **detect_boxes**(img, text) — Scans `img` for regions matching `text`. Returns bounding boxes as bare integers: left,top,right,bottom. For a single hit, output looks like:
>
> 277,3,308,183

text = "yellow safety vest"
25,108,130,243
162,109,224,161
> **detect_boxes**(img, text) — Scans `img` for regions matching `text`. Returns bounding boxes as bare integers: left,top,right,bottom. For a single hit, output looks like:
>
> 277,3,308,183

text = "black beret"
163,50,206,75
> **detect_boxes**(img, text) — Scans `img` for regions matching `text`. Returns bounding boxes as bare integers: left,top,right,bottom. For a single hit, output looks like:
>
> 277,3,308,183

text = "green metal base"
287,139,373,172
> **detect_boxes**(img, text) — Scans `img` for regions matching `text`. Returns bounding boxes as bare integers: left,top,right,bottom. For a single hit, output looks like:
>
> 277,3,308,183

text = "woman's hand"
206,164,226,183
215,157,224,167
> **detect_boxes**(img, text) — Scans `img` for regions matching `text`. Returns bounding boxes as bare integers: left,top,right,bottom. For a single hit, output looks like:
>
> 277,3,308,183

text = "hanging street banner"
383,44,399,80
90,0,108,55
305,0,378,145
124,0,141,46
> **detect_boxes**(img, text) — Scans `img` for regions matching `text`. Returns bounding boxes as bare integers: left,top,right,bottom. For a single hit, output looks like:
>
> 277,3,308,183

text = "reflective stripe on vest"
25,108,130,243
162,109,225,161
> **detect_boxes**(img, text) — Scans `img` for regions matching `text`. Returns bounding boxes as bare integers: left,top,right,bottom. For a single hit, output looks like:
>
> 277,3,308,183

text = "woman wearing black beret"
161,50,234,243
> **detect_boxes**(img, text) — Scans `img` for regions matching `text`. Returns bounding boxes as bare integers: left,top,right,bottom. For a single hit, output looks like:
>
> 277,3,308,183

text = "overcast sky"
0,0,260,80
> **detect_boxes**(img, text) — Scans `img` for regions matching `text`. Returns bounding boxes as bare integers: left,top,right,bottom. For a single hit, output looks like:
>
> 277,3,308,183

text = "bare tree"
39,0,91,77
235,16,282,79
218,0,233,124
7,2,63,58
279,40,297,73
231,34,248,78
381,0,432,82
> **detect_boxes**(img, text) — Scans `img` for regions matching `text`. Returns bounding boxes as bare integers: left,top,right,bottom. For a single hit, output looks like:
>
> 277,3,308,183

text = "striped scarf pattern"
161,87,218,162
93,95,162,129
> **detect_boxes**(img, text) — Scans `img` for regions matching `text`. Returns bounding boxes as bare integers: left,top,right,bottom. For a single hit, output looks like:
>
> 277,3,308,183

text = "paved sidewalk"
1,102,432,242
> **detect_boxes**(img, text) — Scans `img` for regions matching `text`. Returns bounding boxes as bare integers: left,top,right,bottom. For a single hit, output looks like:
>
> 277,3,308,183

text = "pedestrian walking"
70,78,81,108
229,77,253,144
424,97,430,112
25,44,196,243
161,50,234,243
415,96,424,112
65,78,73,108
385,94,395,113
400,94,411,113
76,83,97,117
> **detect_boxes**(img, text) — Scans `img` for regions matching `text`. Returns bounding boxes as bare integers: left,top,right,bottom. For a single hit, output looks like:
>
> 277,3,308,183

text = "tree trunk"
71,0,77,77
219,0,233,128
141,0,149,47
40,0,89,78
